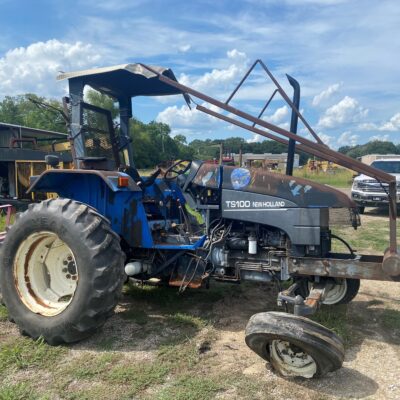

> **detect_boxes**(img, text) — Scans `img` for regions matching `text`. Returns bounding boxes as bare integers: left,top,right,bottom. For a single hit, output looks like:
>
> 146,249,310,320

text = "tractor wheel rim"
269,339,317,378
309,279,347,305
13,231,78,317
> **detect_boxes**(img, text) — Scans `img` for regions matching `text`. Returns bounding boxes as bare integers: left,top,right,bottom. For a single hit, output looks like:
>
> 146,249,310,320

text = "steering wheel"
163,160,192,181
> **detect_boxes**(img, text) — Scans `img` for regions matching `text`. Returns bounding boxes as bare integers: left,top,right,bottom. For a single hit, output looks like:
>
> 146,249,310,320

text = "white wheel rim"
308,279,347,305
13,231,78,317
269,339,317,378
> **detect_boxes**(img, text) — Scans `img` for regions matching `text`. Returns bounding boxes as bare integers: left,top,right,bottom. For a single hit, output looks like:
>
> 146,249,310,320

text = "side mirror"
45,155,60,168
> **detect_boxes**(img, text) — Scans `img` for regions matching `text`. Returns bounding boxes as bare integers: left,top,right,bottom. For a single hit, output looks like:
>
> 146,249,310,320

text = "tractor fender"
27,169,142,194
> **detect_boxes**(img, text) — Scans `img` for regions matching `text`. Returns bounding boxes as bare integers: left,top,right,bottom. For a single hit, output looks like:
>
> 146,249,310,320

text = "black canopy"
57,63,184,99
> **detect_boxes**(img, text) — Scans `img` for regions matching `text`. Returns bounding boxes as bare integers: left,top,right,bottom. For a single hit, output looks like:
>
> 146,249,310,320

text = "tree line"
0,93,398,169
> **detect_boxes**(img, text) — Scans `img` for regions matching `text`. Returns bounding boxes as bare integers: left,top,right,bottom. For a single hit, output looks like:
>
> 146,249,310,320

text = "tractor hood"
192,164,356,209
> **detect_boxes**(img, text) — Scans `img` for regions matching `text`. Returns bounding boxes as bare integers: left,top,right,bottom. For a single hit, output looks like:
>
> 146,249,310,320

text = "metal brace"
277,281,326,316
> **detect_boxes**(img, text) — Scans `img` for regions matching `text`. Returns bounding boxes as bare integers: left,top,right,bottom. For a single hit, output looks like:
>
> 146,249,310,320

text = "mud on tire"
0,198,125,345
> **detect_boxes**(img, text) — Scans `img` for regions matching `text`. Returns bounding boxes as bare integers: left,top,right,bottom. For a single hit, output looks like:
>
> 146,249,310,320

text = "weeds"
311,305,354,346
0,382,41,400
293,168,354,188
108,362,169,390
332,219,399,253
0,337,66,374
156,375,222,400
0,306,8,322
380,308,400,331
66,353,120,380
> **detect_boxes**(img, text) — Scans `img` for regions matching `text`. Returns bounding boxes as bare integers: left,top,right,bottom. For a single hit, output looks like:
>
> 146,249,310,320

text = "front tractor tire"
245,312,344,378
0,198,125,345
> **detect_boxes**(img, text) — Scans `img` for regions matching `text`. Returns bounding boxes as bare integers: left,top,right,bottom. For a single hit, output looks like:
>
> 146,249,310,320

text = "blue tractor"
1,63,398,379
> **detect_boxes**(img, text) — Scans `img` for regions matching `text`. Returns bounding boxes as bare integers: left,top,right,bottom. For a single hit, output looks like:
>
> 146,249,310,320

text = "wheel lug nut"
71,276,77,281
62,268,68,273
63,260,68,265
66,274,71,279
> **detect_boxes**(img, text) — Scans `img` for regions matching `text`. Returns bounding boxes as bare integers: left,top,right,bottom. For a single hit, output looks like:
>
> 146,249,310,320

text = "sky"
0,0,399,148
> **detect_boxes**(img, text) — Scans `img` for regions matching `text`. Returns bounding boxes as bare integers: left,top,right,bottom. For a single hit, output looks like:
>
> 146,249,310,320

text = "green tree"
339,140,399,159
0,94,67,133
85,89,119,119
174,134,187,144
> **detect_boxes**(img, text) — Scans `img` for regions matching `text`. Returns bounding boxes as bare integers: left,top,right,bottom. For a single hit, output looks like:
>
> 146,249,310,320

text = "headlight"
352,180,360,190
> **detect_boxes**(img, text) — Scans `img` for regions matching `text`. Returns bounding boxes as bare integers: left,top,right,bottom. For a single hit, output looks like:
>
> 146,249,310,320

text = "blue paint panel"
153,235,206,250
30,171,193,251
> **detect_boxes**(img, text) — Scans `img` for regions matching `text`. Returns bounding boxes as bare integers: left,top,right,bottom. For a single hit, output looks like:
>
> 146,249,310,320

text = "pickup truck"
351,158,400,213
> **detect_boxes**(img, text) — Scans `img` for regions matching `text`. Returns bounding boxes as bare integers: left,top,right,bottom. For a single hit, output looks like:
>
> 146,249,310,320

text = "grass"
293,168,354,188
332,218,399,253
0,382,43,400
311,305,354,346
156,376,222,400
123,282,241,319
166,312,207,330
0,337,66,375
0,305,8,322
108,362,169,388
65,353,120,380
119,308,149,325
0,200,397,399
380,308,400,331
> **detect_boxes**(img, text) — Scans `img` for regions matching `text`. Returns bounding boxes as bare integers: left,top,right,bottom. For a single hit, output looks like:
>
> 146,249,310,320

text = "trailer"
0,122,72,208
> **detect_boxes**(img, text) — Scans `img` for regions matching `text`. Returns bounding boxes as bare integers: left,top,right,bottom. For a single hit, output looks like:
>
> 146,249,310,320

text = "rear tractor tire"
245,312,344,378
0,198,125,344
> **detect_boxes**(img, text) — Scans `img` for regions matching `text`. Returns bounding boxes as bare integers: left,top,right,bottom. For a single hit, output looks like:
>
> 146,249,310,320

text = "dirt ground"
1,208,399,400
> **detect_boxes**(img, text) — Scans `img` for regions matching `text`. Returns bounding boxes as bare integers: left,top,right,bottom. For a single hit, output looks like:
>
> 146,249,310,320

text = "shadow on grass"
362,206,400,217
75,279,400,354
292,367,379,399
73,280,278,353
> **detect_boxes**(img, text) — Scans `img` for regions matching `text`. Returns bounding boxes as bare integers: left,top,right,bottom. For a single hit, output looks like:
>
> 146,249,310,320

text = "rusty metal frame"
288,254,399,282
140,63,398,261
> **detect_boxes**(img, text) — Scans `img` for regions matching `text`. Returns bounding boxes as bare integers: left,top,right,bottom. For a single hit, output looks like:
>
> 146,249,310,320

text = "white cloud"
312,83,341,106
156,105,205,127
318,133,334,146
0,40,101,97
378,112,400,131
358,122,377,131
264,105,289,124
178,49,249,93
369,134,390,142
178,44,191,53
247,134,264,143
337,131,359,146
156,50,252,135
358,112,400,132
317,96,368,129
156,102,223,131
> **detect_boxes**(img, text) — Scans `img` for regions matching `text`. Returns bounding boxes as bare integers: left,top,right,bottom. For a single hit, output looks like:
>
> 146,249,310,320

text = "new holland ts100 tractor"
0,61,398,379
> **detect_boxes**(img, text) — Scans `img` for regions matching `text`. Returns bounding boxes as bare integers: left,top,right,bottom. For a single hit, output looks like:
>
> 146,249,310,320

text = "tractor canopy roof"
57,63,183,99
